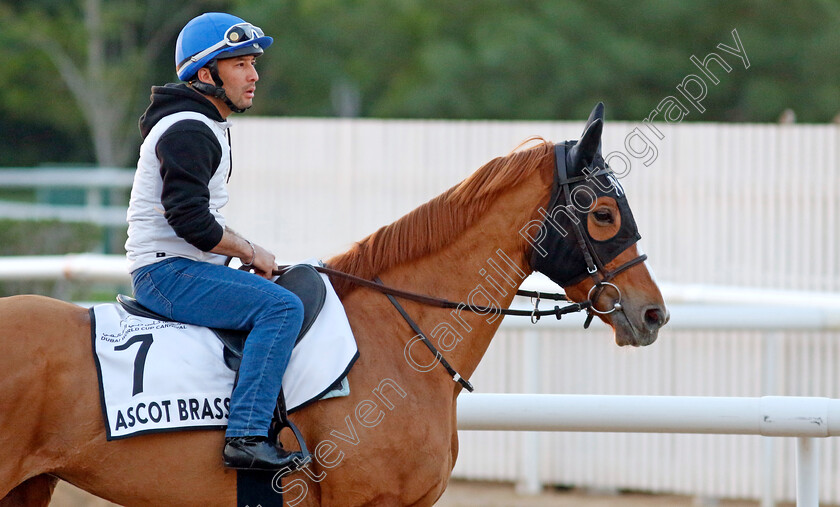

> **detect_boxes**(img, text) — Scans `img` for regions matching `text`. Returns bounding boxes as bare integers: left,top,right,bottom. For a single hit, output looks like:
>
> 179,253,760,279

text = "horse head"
529,103,668,346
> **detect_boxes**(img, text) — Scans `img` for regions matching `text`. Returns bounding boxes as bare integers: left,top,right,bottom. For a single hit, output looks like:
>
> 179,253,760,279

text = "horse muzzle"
611,303,669,347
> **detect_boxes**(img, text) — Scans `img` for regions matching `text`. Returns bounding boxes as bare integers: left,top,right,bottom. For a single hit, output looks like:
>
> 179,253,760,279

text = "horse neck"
382,176,548,382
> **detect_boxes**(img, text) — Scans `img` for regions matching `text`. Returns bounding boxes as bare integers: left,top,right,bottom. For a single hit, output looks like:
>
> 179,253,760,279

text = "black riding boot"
223,436,304,472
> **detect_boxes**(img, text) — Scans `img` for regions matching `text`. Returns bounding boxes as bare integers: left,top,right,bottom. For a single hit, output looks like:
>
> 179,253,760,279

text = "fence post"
516,330,541,495
761,332,782,507
796,437,819,507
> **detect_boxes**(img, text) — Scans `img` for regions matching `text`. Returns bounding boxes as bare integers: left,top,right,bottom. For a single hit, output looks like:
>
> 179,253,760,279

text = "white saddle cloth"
91,268,358,440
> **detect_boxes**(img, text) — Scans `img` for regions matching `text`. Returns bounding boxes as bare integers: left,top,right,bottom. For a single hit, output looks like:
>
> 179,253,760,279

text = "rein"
274,264,587,320
272,264,589,393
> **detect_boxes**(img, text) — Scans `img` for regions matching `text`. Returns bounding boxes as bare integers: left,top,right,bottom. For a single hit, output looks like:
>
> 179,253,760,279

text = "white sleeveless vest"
125,111,232,272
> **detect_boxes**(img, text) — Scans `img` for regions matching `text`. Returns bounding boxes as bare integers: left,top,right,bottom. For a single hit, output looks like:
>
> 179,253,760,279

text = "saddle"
116,263,327,469
117,263,327,371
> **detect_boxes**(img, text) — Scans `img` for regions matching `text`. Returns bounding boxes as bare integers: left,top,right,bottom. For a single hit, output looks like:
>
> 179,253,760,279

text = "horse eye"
593,209,614,224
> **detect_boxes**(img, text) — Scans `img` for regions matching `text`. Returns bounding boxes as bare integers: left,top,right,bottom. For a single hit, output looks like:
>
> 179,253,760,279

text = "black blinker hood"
528,105,641,287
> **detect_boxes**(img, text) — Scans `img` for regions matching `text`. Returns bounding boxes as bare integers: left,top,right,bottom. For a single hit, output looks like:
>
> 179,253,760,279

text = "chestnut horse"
0,105,667,506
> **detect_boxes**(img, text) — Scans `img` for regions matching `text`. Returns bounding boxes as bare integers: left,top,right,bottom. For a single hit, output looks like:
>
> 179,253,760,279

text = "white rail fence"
0,167,132,226
460,316,840,507
0,254,128,281
457,394,839,507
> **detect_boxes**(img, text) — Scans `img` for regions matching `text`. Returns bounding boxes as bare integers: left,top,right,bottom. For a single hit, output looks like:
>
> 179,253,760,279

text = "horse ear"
567,118,603,173
583,102,605,133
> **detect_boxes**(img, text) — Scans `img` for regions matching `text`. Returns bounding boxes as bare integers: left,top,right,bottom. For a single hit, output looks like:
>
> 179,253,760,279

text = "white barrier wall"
227,118,840,293
225,118,839,503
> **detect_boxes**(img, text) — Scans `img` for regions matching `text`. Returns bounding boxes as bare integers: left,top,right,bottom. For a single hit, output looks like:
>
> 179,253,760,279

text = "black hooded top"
136,83,227,251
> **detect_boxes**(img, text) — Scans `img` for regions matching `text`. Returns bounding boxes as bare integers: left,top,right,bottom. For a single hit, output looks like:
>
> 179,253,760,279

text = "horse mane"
326,138,555,296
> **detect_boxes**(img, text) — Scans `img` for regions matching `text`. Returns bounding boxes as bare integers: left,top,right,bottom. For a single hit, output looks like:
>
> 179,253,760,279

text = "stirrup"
269,390,311,471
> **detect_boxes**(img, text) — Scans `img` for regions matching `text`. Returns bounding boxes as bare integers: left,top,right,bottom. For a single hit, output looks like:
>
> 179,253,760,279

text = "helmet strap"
189,59,248,114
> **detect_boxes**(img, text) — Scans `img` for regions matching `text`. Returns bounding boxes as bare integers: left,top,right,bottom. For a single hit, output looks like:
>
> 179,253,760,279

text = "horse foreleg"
0,475,58,507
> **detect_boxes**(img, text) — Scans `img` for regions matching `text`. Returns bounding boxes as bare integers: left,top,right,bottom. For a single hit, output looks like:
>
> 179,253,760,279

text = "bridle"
269,142,648,392
547,142,647,327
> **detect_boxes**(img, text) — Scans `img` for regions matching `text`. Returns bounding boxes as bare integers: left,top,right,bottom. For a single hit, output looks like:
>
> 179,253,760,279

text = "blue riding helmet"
175,12,273,82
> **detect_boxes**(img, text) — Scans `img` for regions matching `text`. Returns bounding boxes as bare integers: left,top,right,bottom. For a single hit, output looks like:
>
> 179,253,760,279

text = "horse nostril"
644,307,666,330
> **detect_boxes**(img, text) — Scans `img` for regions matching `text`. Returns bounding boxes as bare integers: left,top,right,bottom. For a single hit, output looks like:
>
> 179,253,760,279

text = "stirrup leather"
269,390,311,471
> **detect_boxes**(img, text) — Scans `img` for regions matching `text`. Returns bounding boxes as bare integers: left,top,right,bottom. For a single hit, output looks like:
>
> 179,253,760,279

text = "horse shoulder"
288,343,459,502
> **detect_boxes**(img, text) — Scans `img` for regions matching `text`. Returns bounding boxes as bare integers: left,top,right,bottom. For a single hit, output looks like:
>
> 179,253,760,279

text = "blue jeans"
131,257,304,438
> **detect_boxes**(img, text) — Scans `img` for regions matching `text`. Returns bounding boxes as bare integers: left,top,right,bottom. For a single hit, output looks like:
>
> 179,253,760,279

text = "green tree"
0,0,231,167
2,0,840,169
240,0,840,123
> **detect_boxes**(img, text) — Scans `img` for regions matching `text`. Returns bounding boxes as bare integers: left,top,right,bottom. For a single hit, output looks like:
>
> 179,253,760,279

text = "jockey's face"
216,55,259,113
197,55,260,117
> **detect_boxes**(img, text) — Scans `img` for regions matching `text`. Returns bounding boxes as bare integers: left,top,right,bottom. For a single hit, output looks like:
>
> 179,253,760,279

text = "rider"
125,12,305,472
